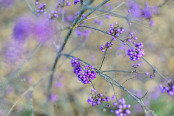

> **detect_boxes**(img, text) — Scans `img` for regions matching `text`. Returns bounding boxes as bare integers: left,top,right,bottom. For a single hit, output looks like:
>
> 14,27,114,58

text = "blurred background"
0,0,174,116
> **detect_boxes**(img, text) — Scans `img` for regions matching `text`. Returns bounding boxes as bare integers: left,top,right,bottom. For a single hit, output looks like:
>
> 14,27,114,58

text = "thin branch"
7,72,51,116
0,44,41,99
82,1,125,22
99,49,108,70
7,88,31,116
47,7,86,100
158,0,170,7
54,36,88,70
6,43,41,80
46,0,111,100
30,88,34,116
78,25,108,34
99,37,114,70
87,6,128,20
90,79,95,89
78,25,168,82
77,0,111,24
61,53,156,116
102,70,132,73
57,0,65,48
25,0,37,16
142,57,168,82
122,77,135,85
104,76,117,97
140,91,148,99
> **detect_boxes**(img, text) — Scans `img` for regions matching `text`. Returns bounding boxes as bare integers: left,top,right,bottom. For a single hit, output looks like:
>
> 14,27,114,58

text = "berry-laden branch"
61,53,157,116
47,0,111,100
78,24,169,82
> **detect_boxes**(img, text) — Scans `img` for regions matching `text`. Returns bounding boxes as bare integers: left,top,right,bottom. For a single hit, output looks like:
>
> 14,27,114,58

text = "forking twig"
78,25,169,82
7,72,51,116
47,0,111,101
61,53,156,116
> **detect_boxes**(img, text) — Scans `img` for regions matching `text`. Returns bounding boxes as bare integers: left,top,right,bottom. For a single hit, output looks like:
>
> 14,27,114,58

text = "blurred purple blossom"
50,93,58,102
13,14,56,44
55,81,64,88
116,41,128,56
0,0,14,7
33,18,55,43
3,41,25,64
74,0,81,5
104,3,113,10
149,87,161,100
87,54,97,63
134,104,143,114
27,76,32,84
0,113,3,116
105,15,111,19
142,3,159,20
7,85,13,94
13,16,34,42
65,14,74,23
127,0,142,18
127,1,159,26
76,27,91,37
94,19,103,25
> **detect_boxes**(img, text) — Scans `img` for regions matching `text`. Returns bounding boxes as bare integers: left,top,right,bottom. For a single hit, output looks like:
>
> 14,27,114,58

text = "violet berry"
127,42,144,61
74,0,81,5
71,57,97,84
100,23,124,52
159,79,174,96
145,72,149,76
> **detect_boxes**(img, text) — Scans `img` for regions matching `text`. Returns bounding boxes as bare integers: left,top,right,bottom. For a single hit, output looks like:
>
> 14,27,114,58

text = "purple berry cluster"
108,23,124,36
87,89,131,116
127,42,144,61
35,0,46,15
125,32,138,44
74,0,81,5
87,89,111,106
35,0,71,21
159,79,174,96
110,98,131,116
100,42,114,52
100,22,124,52
35,0,39,5
71,57,97,84
48,10,59,20
131,63,141,68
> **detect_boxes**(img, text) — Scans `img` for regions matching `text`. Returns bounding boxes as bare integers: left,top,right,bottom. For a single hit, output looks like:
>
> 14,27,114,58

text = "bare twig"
122,77,135,85
7,72,51,116
25,0,37,16
30,88,34,116
99,49,108,70
57,0,65,48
